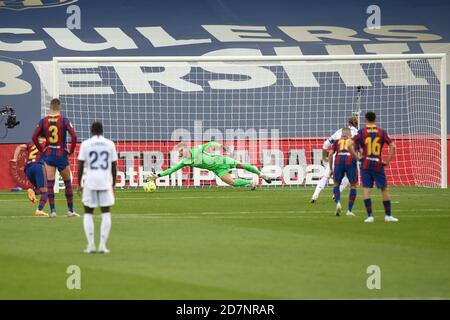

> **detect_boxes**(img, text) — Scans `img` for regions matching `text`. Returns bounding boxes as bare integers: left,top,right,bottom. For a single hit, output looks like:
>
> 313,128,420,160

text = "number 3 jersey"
32,114,77,156
353,125,392,172
78,135,118,190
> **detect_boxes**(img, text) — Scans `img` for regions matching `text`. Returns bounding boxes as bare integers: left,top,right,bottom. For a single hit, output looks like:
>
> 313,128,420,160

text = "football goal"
44,53,447,188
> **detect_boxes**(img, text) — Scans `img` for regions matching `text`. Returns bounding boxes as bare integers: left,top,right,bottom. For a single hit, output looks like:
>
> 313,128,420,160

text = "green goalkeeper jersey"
158,142,237,178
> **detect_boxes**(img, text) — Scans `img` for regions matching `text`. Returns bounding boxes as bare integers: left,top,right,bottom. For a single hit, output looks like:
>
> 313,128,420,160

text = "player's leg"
220,173,256,190
346,184,357,217
311,163,331,203
24,166,37,204
236,162,272,184
98,189,114,253
35,165,49,217
376,170,398,222
346,165,358,217
339,175,350,193
44,162,57,216
60,165,78,217
332,165,344,216
361,169,374,222
82,189,96,253
363,187,374,222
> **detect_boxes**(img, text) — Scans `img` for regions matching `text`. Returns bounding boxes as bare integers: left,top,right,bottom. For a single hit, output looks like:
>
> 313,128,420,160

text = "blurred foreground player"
77,122,118,254
11,135,49,217
32,98,78,218
349,112,398,223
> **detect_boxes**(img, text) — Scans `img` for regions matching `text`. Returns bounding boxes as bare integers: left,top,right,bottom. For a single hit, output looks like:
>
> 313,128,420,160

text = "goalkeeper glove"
146,172,158,182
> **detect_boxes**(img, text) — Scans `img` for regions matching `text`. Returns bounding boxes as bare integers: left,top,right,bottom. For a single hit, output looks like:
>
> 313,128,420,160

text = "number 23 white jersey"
78,135,118,190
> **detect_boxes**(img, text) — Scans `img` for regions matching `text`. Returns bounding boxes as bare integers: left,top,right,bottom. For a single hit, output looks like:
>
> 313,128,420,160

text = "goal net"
42,54,447,189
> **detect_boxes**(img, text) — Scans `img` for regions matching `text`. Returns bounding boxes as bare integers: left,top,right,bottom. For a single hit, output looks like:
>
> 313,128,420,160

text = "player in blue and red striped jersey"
32,98,79,218
11,134,49,217
328,128,358,217
349,112,398,223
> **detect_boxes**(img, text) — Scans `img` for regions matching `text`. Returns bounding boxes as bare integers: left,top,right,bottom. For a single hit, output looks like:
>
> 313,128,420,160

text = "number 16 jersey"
353,125,392,172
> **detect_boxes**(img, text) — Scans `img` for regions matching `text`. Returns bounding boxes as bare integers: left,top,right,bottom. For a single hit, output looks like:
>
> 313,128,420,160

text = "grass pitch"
0,186,449,299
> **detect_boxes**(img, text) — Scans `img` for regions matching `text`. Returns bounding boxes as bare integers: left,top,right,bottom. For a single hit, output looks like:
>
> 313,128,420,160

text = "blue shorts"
45,155,69,171
25,163,47,189
361,167,387,189
334,163,358,185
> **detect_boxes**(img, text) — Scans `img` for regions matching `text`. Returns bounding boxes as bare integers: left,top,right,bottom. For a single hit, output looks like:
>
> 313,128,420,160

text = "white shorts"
82,188,115,208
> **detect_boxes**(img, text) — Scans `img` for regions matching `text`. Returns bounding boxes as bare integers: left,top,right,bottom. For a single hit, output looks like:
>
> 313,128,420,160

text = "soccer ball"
143,181,157,192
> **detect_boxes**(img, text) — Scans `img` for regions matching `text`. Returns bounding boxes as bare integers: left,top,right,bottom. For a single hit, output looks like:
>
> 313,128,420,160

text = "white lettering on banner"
0,28,45,51
202,25,284,42
22,47,436,97
363,25,442,42
114,62,202,93
202,48,278,89
274,46,372,87
364,43,428,86
0,61,32,95
279,26,369,42
0,26,444,52
137,26,211,48
43,27,138,51
116,149,325,186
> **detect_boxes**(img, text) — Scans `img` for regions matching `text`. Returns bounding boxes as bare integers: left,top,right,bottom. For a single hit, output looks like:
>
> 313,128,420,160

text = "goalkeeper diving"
146,141,272,189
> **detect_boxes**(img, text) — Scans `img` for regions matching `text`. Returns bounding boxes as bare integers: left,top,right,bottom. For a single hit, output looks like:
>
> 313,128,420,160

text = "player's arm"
322,130,338,165
321,139,332,164
111,161,117,187
32,120,45,152
77,142,86,195
148,161,187,181
348,139,359,160
10,144,27,162
65,120,77,154
349,135,362,160
77,160,84,195
111,143,118,187
328,149,335,174
383,132,396,166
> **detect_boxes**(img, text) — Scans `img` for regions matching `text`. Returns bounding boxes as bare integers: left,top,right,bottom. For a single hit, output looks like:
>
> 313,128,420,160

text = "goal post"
46,53,447,189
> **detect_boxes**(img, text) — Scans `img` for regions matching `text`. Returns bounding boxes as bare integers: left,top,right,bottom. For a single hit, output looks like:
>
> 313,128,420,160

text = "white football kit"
78,135,118,208
311,125,358,201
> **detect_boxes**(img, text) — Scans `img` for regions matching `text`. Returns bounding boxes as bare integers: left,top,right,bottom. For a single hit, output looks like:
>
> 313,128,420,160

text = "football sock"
383,200,392,216
233,179,252,187
47,180,55,212
242,164,261,176
313,175,328,198
340,177,349,192
100,212,111,248
83,214,94,246
364,198,373,217
333,186,340,203
38,191,48,211
348,188,357,212
64,179,74,212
